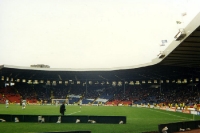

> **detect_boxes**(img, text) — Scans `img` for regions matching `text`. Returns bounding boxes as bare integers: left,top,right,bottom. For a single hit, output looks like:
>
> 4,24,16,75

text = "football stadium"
1,1,200,133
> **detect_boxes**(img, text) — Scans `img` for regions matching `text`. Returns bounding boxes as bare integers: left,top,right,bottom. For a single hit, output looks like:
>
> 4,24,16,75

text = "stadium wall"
0,114,126,124
158,120,200,133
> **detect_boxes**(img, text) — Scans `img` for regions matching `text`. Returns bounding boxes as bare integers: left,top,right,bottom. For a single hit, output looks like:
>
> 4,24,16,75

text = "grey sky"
0,0,199,69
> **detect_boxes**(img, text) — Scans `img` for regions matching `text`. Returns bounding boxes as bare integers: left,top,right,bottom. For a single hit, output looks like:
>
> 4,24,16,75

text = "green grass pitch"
0,104,199,133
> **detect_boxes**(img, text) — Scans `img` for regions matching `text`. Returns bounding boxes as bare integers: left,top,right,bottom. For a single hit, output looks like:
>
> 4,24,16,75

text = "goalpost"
51,99,69,105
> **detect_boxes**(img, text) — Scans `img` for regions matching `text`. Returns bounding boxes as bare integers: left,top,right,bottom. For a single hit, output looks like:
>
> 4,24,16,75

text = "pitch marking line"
67,111,81,115
144,108,192,120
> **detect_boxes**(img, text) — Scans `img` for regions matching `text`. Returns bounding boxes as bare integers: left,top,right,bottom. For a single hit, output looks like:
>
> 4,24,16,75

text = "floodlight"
89,81,92,85
27,80,32,84
177,79,181,84
135,81,140,85
125,81,128,84
118,81,122,86
52,81,56,86
33,80,38,84
112,81,116,86
129,81,134,85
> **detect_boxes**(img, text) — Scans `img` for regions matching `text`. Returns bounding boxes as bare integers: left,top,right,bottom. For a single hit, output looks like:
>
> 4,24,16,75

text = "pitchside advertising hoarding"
191,110,198,115
182,110,190,114
165,107,176,112
186,108,198,115
176,109,182,113
159,107,165,110
154,106,199,115
197,111,200,115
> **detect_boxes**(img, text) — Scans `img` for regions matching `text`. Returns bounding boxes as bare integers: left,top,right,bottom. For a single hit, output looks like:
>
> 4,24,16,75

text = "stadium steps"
91,96,99,104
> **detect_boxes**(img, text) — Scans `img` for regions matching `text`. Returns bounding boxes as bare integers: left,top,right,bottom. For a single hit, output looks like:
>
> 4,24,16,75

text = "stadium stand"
0,83,200,109
1,12,200,133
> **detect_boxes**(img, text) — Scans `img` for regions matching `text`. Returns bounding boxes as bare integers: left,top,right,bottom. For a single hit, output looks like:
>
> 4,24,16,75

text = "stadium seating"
82,99,93,104
5,94,21,103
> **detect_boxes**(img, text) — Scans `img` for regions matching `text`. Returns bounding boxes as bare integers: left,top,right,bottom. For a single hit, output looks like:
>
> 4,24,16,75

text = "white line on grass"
67,111,81,115
143,108,193,120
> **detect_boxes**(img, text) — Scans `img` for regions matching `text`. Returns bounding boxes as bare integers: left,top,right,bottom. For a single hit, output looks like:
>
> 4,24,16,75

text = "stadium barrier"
0,114,126,124
158,120,200,133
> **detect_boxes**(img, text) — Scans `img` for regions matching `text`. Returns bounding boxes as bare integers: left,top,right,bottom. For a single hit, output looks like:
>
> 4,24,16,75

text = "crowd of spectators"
0,83,199,106
107,84,200,106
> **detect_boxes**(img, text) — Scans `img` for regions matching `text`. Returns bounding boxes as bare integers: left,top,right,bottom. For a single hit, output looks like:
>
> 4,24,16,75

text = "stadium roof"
0,13,200,82
159,13,200,68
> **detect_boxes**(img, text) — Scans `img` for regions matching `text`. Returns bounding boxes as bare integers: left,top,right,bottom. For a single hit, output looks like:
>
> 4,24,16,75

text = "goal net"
51,99,69,105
